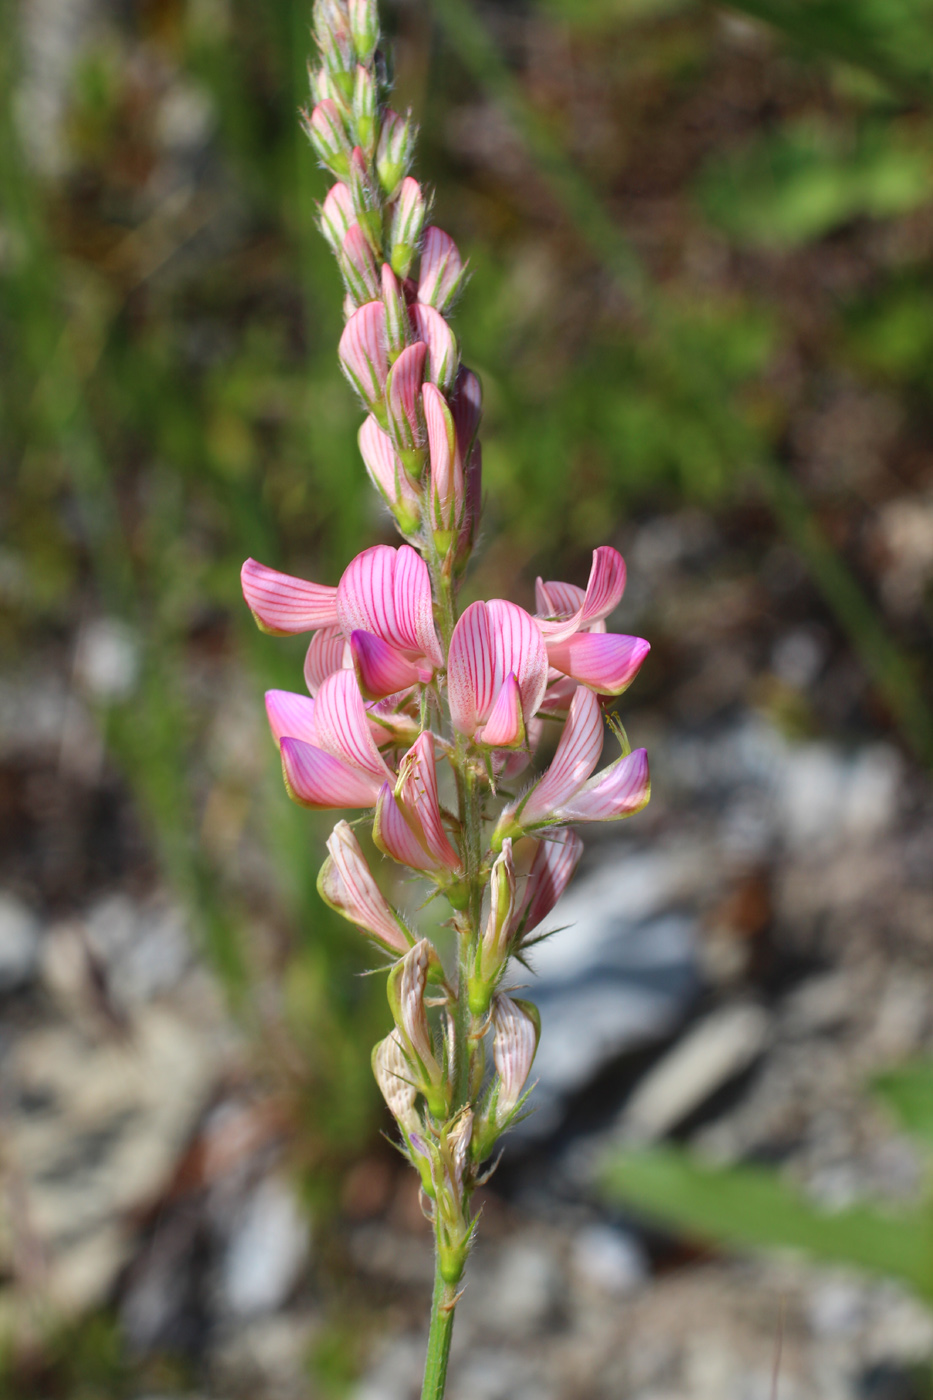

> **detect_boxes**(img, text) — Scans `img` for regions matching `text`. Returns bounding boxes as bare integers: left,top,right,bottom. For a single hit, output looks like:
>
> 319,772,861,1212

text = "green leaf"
600,1146,933,1300
873,1060,933,1148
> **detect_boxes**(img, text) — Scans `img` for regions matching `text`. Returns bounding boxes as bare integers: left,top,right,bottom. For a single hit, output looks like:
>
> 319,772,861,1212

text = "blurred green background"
2,0,933,1392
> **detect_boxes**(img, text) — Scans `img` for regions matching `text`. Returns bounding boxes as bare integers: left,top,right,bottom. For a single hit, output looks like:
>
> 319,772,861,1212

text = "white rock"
0,892,40,991
74,617,140,702
571,1223,646,1296
478,1241,560,1338
617,1003,771,1144
221,1177,310,1316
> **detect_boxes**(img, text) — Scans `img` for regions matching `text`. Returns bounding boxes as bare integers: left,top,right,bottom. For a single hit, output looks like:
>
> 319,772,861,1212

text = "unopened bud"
319,181,354,253
310,63,350,113
411,303,459,394
435,1111,474,1284
314,0,356,97
348,0,379,64
359,415,421,536
339,224,381,304
348,146,383,254
423,380,462,557
304,99,353,179
468,839,515,1015
377,109,416,198
418,226,467,313
385,341,428,477
338,301,389,418
386,939,448,1118
389,176,426,278
352,64,378,156
381,263,411,362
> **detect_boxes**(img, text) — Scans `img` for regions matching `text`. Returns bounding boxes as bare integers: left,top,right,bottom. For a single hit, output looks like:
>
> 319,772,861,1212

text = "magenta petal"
536,546,627,643
311,669,394,783
281,737,383,809
424,380,461,531
392,544,445,667
410,303,458,393
546,632,650,695
514,830,583,936
265,689,317,747
448,600,493,738
241,558,339,635
304,627,350,696
398,733,461,872
338,544,442,670
338,301,389,407
374,783,437,871
479,672,524,748
351,630,423,699
513,687,604,828
485,600,549,727
553,747,651,823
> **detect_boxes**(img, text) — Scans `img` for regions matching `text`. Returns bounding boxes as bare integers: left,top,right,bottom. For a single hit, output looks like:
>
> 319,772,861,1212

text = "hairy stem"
421,1262,457,1400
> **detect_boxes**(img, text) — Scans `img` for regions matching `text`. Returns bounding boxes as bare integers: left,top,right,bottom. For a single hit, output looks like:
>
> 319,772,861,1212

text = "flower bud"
418,226,467,313
339,223,381,304
310,64,351,113
468,840,515,1015
385,341,428,477
352,64,378,156
348,146,383,254
492,995,539,1121
435,1110,474,1284
372,1030,420,1136
317,820,412,955
358,415,421,535
423,380,462,557
338,301,389,418
381,263,411,362
348,0,379,63
319,181,354,254
389,176,426,278
411,303,458,394
376,109,416,198
303,99,353,179
314,0,356,97
386,939,449,1118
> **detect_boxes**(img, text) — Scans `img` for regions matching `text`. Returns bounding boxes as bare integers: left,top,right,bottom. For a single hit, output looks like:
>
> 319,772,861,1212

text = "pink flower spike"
396,732,461,872
265,689,317,748
374,782,439,871
448,600,548,741
304,626,351,696
351,629,425,700
281,737,384,809
385,341,428,457
546,632,651,696
338,301,389,412
478,672,524,749
536,546,627,643
417,226,466,312
318,820,412,954
513,829,583,937
552,746,650,824
506,687,604,829
241,558,339,635
411,303,459,394
311,668,394,784
338,544,444,670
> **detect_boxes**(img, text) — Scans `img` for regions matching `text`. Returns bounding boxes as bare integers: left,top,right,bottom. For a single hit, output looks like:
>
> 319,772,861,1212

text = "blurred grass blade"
601,1146,933,1299
431,0,933,767
873,1059,933,1148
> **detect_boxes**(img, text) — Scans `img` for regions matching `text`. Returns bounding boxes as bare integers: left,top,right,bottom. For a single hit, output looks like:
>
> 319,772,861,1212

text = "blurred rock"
219,1176,310,1317
0,893,40,991
74,617,140,704
571,1222,647,1296
475,1239,561,1338
616,1003,771,1145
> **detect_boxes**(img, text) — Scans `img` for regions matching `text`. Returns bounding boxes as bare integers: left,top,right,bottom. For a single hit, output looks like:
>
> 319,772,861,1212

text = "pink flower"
510,829,583,939
269,669,393,810
374,732,462,875
318,820,412,954
338,300,389,414
536,546,650,697
241,558,338,636
447,600,548,748
496,687,650,838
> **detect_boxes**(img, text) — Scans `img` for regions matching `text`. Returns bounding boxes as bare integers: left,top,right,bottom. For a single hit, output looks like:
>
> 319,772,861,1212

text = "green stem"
421,1262,457,1400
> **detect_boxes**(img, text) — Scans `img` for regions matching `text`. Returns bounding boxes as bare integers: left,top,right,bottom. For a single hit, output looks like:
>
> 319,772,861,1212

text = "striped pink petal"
448,600,547,740
310,669,393,783
340,223,381,303
513,830,583,936
338,301,389,408
424,380,462,532
318,820,412,953
552,747,650,823
535,578,584,619
320,180,354,252
417,226,466,312
241,558,339,635
374,782,439,871
281,737,383,809
338,544,443,669
546,632,650,696
536,546,627,643
351,630,425,699
487,600,549,726
538,674,579,716
478,672,524,748
397,732,461,872
492,995,539,1119
304,627,351,696
265,689,317,748
358,416,421,524
410,303,458,393
385,341,427,452
510,686,604,828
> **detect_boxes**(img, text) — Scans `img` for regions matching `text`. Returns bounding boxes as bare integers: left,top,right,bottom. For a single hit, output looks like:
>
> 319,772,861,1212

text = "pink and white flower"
374,732,462,876
318,820,412,954
447,600,548,748
536,546,650,698
269,669,394,810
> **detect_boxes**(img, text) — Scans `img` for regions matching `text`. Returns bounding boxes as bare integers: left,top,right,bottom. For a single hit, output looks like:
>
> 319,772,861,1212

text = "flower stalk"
241,2,652,1394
